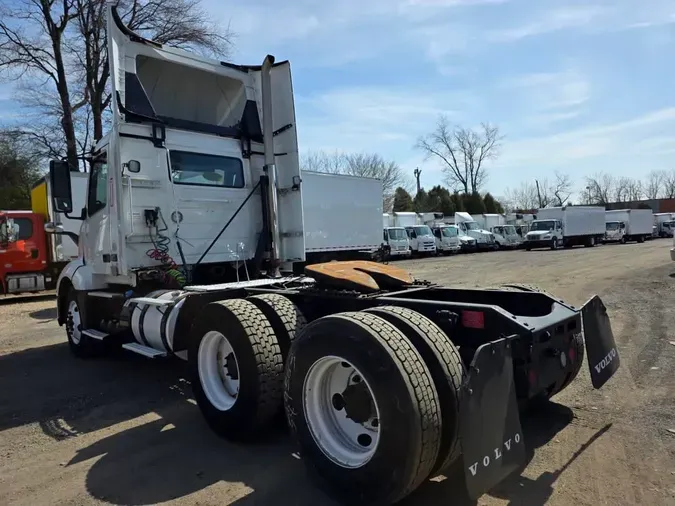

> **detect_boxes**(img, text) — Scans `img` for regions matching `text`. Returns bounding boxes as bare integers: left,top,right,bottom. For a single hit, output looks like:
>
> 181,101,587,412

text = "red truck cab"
0,211,49,294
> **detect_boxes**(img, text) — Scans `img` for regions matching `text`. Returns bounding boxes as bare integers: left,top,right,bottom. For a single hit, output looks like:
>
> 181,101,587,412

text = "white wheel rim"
303,356,381,469
198,331,241,411
68,300,82,345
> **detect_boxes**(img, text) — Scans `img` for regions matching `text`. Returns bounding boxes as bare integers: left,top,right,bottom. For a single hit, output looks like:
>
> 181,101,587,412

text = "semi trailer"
46,7,621,505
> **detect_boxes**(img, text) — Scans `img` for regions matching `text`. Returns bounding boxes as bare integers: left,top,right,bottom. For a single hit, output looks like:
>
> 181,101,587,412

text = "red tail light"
462,310,485,329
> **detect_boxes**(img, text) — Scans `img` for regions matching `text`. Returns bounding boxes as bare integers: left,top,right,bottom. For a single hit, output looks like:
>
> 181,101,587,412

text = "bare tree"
504,181,540,211
551,171,573,206
0,0,233,168
644,170,665,200
626,179,643,201
300,150,412,211
0,0,83,170
585,172,614,204
416,115,502,193
613,176,629,202
663,169,675,198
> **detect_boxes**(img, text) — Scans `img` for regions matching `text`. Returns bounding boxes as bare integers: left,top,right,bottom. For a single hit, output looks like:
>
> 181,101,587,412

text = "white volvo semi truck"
45,7,621,505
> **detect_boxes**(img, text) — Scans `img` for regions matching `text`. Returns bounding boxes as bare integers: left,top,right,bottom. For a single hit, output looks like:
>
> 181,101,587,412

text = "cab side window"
87,159,108,217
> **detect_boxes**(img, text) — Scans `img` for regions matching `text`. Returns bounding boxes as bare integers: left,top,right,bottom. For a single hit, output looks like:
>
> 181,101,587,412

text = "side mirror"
49,160,73,214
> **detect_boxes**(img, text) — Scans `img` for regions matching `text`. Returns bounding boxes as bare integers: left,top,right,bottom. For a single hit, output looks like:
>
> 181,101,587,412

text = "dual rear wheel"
189,296,465,505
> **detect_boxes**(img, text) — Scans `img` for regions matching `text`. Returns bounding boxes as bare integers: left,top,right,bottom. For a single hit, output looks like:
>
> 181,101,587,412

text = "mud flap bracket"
581,295,620,389
459,335,526,499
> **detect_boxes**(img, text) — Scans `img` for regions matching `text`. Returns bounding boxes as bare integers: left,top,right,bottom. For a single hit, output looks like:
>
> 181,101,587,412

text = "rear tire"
364,305,465,473
189,298,284,441
247,294,306,358
285,312,442,505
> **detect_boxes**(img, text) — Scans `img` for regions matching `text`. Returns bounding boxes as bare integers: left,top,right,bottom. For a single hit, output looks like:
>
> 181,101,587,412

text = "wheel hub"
338,382,374,424
303,356,381,468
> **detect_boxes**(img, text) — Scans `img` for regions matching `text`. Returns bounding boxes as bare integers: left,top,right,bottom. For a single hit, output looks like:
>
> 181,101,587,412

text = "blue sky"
1,0,674,201
206,0,675,200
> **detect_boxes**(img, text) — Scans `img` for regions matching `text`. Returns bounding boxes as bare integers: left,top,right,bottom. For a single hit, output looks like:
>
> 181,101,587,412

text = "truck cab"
431,224,461,255
454,212,495,250
604,221,625,243
48,7,304,299
404,225,436,256
0,211,49,294
383,227,411,258
525,219,563,250
491,225,522,249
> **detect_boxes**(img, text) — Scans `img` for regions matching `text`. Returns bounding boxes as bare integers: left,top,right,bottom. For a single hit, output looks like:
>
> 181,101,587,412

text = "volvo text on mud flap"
581,295,621,389
459,336,526,499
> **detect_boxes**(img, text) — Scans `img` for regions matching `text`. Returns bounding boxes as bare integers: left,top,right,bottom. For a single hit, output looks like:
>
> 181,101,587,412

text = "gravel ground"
1,240,674,506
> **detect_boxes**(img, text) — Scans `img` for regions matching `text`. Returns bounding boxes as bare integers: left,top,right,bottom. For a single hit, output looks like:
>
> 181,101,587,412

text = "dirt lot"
1,240,674,506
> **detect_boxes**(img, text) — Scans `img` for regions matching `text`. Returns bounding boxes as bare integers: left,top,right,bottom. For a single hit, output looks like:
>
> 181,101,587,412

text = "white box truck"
653,213,675,237
472,213,520,249
302,170,383,262
454,212,496,250
383,212,435,255
525,206,606,250
604,209,653,244
382,213,411,258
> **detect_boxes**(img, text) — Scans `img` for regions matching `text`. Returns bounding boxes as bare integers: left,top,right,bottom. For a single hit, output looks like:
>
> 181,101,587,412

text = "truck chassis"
56,261,620,505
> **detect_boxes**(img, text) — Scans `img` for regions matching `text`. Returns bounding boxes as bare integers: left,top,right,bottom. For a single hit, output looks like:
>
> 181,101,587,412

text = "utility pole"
535,179,543,208
414,167,422,194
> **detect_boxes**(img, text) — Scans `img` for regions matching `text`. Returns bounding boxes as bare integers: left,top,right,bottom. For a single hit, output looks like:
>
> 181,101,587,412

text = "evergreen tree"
392,187,414,211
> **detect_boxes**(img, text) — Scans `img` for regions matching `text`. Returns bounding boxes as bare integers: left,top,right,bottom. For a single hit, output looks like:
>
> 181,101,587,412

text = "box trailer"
604,209,653,244
526,206,606,250
302,170,383,262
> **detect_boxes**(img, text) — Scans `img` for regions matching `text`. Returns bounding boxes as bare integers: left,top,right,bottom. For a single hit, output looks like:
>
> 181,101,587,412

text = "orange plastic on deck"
304,261,414,292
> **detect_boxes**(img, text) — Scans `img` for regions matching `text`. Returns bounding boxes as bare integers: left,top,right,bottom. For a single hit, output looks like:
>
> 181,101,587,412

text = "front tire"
189,298,284,441
285,312,442,505
65,288,98,358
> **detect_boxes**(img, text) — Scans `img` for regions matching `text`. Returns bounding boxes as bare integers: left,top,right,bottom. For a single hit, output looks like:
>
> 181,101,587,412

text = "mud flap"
459,336,526,499
581,295,620,389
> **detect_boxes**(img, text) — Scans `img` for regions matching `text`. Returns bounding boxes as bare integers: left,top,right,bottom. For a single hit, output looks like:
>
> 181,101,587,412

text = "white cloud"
295,85,473,152
497,107,675,170
487,6,607,42
498,68,590,127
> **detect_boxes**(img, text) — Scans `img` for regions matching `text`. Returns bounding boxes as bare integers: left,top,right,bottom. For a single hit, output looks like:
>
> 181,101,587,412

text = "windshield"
387,228,407,240
504,225,516,235
441,227,457,237
606,222,620,231
530,220,556,231
414,226,432,236
465,222,479,230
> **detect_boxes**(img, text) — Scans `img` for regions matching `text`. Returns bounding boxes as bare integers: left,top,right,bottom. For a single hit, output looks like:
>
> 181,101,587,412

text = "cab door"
81,150,112,275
